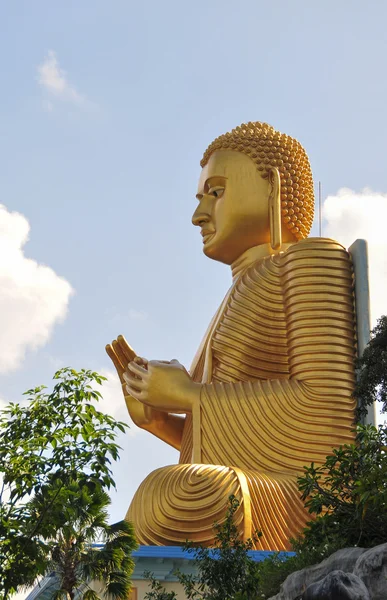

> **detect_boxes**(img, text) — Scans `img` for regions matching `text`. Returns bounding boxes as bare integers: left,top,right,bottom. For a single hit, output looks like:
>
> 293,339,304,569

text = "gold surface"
106,122,356,550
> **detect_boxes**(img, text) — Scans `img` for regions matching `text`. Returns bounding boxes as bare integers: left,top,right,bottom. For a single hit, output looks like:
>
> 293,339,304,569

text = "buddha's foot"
126,464,309,550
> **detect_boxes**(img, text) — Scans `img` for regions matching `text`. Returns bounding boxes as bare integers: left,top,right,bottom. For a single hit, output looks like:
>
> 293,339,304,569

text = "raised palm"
105,335,154,426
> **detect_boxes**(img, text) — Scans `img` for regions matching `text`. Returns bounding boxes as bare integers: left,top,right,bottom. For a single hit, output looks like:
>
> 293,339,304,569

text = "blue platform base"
132,545,295,581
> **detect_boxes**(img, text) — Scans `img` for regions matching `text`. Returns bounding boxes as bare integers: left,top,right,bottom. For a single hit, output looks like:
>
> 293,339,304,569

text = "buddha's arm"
280,238,356,396
125,392,185,450
198,376,356,471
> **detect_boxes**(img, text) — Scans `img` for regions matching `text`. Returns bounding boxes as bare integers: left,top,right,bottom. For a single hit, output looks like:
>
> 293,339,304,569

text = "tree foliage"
143,573,178,600
28,480,137,600
296,423,387,553
176,496,262,600
0,367,129,598
354,315,387,419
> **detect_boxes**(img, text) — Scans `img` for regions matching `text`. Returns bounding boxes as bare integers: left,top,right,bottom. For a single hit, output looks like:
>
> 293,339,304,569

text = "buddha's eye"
208,187,224,199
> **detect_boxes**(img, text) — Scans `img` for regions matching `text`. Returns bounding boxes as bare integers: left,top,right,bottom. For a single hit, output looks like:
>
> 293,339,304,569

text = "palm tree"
28,480,138,600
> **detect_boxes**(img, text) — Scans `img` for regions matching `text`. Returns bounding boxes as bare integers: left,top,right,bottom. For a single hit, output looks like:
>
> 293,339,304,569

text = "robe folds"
127,238,356,550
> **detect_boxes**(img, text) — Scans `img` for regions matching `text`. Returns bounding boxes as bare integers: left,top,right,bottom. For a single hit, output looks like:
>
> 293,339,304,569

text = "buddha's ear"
268,167,282,251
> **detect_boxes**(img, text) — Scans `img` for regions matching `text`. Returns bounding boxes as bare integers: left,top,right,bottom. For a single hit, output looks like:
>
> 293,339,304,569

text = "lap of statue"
127,463,309,550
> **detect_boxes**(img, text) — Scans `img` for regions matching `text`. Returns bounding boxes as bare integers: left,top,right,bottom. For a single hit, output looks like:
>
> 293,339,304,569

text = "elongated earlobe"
269,168,282,251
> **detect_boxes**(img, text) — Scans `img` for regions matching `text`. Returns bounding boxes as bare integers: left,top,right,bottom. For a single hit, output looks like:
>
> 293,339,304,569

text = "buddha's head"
192,122,314,265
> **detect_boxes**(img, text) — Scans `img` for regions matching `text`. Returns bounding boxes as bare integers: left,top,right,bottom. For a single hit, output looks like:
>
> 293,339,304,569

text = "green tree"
0,367,129,598
143,573,177,600
27,480,137,600
178,496,262,600
354,314,387,419
296,423,387,553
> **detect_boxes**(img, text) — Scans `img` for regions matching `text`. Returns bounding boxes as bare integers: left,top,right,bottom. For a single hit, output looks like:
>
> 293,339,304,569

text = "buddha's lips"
201,230,215,244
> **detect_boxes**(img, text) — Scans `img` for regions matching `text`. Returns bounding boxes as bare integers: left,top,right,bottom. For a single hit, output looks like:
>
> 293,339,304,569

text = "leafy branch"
0,367,128,598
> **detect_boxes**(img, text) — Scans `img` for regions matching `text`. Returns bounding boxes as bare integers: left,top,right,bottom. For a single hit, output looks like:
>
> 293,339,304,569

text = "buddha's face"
192,150,272,265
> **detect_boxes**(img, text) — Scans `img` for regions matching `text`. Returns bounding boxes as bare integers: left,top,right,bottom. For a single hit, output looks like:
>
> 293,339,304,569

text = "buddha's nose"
192,198,211,227
192,209,210,227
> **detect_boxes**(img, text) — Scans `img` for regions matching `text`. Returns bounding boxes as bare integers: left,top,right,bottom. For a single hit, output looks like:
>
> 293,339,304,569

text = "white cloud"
37,50,87,107
323,187,387,325
0,204,73,374
97,368,129,423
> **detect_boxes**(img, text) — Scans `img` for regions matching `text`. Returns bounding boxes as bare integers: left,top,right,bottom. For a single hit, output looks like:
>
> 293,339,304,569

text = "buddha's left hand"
123,358,201,413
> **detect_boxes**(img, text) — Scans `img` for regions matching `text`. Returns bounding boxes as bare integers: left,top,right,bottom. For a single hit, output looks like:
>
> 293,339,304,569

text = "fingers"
112,339,128,370
125,382,147,401
105,344,125,381
128,361,148,377
117,335,136,363
105,335,138,384
134,356,149,369
123,370,146,391
148,359,181,367
152,360,171,365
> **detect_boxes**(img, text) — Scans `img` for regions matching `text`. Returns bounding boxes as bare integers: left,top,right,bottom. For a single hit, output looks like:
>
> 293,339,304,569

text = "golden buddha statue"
106,122,356,551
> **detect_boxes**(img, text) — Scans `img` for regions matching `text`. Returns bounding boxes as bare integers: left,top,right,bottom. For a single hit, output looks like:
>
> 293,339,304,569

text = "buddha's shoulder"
279,237,352,264
285,237,349,253
245,238,352,280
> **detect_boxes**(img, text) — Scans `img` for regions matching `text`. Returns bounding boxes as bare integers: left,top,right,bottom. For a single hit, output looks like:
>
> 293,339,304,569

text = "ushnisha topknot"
201,122,314,240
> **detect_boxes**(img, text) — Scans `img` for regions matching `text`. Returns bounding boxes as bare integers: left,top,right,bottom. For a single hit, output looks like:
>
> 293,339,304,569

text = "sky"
1,0,387,537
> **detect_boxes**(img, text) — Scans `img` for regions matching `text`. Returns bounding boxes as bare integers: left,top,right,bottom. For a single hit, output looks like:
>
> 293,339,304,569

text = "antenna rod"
318,181,322,237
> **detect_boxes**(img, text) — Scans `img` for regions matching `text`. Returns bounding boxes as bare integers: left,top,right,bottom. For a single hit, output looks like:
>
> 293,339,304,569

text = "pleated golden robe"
127,238,356,550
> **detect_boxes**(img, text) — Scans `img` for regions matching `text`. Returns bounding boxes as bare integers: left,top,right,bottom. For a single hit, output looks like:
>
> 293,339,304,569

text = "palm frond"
23,480,136,600
104,576,132,600
81,588,102,600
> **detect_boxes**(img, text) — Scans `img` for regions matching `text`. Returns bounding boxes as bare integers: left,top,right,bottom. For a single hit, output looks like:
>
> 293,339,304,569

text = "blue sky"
1,0,387,525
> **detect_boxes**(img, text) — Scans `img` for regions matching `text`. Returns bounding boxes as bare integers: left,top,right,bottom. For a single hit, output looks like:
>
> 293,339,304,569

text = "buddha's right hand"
105,335,158,427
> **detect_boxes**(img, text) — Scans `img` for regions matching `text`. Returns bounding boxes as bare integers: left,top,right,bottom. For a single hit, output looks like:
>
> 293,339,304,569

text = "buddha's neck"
231,242,293,281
